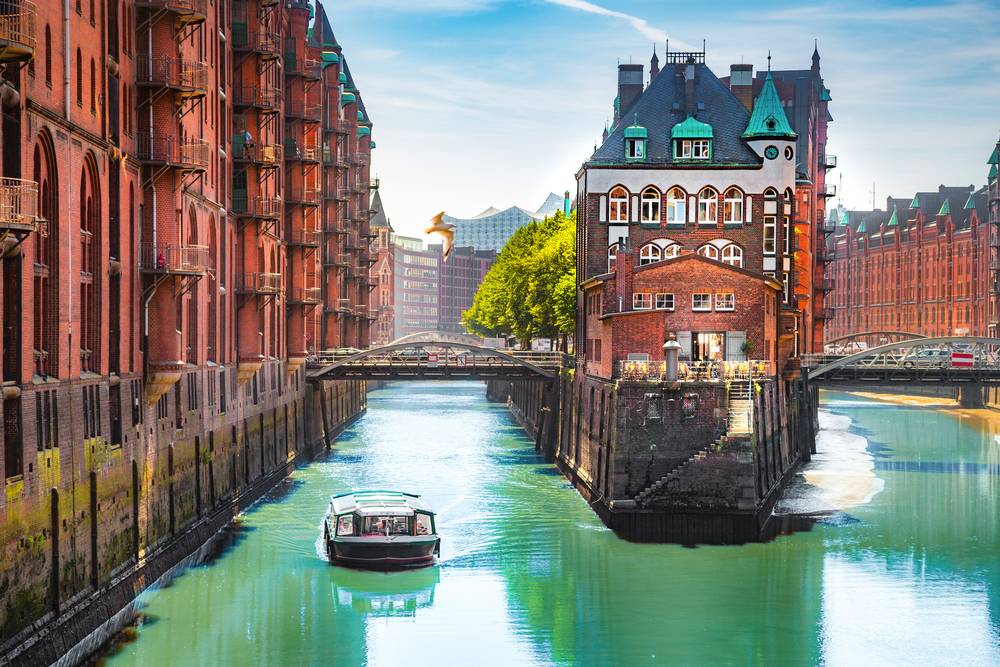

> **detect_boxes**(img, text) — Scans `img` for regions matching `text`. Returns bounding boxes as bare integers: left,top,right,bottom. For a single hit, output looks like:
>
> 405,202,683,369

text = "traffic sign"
427,353,438,368
951,352,974,368
456,354,467,368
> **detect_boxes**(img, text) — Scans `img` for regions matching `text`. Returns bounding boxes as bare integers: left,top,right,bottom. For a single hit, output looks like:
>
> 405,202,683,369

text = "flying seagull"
425,211,455,261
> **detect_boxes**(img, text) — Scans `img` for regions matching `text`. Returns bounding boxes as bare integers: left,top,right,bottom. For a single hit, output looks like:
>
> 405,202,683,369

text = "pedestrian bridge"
804,336,1000,386
306,340,569,381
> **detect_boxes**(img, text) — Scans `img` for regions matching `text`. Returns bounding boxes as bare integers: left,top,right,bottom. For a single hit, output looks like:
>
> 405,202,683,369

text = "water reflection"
332,568,439,617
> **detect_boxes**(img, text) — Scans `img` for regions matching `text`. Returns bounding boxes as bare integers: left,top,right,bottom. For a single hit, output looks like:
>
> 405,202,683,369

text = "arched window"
639,243,661,265
608,243,618,273
698,244,719,261
609,187,628,223
666,187,685,224
663,243,680,259
698,187,717,224
641,187,659,223
763,188,777,255
33,133,60,377
723,187,743,223
76,48,82,106
721,244,743,267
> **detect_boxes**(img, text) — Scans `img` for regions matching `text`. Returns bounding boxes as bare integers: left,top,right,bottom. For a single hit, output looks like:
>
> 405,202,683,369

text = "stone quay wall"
489,371,817,544
0,373,366,667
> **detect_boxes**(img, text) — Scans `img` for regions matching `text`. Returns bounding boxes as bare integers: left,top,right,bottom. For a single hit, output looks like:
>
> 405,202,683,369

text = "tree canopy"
463,210,576,347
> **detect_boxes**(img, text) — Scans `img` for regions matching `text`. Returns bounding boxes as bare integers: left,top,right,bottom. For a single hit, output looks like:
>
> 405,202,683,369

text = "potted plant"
740,340,756,360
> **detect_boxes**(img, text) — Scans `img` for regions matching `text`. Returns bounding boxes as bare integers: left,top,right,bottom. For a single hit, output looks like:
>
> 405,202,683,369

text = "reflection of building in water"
332,568,440,617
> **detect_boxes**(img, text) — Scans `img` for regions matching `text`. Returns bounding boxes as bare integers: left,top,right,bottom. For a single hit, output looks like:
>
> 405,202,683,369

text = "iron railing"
134,0,206,19
231,27,280,56
336,298,351,312
354,153,370,165
823,154,837,169
286,187,320,204
289,229,320,246
284,57,321,79
814,277,835,291
0,0,37,57
232,84,280,111
284,139,320,161
290,287,322,303
231,137,281,164
136,134,210,170
231,193,281,219
0,177,38,230
333,120,352,134
616,359,772,382
235,272,282,294
285,99,321,121
138,242,211,273
135,56,208,95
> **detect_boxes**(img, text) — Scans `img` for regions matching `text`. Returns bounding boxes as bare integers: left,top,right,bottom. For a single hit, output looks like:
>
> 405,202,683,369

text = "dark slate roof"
590,62,760,166
317,2,338,48
369,190,389,229
341,59,371,124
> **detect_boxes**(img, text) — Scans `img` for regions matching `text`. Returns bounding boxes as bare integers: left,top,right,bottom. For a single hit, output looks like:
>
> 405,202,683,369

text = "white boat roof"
330,490,434,516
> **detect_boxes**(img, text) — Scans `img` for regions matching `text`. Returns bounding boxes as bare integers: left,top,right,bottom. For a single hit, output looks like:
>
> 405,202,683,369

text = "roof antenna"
767,51,771,71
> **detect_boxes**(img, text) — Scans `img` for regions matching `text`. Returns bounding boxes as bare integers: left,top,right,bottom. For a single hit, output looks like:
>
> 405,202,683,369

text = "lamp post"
662,334,682,382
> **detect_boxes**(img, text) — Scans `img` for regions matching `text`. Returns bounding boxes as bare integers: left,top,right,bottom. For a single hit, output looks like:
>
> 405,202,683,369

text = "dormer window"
623,115,648,163
675,139,710,160
670,116,713,161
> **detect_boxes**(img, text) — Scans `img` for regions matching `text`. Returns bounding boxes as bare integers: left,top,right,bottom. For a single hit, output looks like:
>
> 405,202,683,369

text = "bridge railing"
306,344,570,374
617,360,772,382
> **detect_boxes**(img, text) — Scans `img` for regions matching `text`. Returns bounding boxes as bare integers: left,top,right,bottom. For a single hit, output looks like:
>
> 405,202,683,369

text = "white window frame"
675,139,711,160
627,139,645,159
764,216,776,255
698,188,718,224
715,293,735,311
784,217,792,254
723,188,743,224
692,293,711,311
698,244,719,261
663,243,680,259
639,244,661,265
609,187,628,223
655,293,675,310
666,188,686,224
608,243,618,273
641,187,659,223
721,244,743,267
633,293,652,310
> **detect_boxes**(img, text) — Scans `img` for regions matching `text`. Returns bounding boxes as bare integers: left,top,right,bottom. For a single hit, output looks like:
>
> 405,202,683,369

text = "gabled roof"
938,199,950,216
887,205,898,226
370,190,390,229
988,146,998,165
590,62,759,166
317,2,338,49
742,72,796,140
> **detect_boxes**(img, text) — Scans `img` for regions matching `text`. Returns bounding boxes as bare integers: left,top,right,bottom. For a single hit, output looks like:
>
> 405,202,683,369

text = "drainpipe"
64,0,70,123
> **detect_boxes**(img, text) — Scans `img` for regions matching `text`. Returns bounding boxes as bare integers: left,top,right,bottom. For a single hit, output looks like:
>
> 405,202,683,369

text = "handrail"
0,177,38,229
135,55,208,93
138,242,211,273
135,134,210,170
0,0,37,53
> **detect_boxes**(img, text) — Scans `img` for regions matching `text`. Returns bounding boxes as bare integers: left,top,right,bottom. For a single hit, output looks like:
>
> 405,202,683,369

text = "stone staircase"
727,380,753,435
634,434,733,506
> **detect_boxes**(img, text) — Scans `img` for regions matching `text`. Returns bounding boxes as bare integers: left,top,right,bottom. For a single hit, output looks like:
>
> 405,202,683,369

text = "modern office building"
392,242,440,337
433,245,496,334
446,193,564,253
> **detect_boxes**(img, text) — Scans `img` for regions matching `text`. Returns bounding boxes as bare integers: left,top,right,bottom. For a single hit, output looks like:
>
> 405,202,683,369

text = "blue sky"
325,0,1000,240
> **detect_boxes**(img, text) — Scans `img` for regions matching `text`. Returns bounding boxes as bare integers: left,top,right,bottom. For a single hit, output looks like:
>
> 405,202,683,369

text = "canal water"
93,384,1000,667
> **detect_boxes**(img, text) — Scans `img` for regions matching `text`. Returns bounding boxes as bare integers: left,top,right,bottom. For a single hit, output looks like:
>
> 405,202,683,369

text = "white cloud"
544,0,669,42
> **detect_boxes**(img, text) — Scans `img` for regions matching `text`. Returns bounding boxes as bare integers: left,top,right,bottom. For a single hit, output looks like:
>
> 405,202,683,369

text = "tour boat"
324,490,440,569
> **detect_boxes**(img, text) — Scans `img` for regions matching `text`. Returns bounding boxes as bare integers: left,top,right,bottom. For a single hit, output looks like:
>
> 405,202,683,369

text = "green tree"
463,210,576,349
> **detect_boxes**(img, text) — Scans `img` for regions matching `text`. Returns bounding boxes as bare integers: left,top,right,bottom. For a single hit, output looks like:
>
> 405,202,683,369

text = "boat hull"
328,536,440,570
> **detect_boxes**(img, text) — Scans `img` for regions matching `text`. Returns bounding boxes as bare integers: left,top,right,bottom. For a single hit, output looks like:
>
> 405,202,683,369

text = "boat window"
337,515,354,536
415,513,432,535
362,515,410,536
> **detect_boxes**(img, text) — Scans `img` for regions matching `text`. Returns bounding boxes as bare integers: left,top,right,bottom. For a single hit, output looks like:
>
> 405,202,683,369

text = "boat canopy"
330,490,434,516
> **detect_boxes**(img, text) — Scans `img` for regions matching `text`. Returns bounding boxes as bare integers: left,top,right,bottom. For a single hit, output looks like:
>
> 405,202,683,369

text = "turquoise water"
96,385,1000,666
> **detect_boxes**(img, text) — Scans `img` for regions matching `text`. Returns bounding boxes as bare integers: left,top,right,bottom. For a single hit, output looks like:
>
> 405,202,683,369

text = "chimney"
564,191,571,216
615,241,633,312
650,46,659,83
684,58,697,117
729,63,753,111
618,64,644,122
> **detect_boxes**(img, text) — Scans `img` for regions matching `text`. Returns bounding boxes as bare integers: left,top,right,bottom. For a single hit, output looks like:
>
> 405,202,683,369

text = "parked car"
899,349,950,369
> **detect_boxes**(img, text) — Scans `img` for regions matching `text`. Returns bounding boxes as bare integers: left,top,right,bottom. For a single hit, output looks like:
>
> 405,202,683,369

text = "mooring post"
319,386,332,451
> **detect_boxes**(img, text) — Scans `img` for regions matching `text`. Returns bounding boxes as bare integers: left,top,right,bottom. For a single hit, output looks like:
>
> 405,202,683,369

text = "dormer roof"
742,72,796,140
671,116,712,139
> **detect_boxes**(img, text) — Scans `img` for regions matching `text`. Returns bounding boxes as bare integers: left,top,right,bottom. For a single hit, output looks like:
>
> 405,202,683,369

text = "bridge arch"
824,331,927,351
389,331,484,347
808,336,1000,381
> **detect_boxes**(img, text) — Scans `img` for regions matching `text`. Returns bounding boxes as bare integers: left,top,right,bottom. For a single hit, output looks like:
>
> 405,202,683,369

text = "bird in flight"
425,211,455,261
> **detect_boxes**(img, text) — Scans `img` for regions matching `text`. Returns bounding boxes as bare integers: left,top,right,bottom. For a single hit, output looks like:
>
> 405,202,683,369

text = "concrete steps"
635,435,735,505
727,381,753,435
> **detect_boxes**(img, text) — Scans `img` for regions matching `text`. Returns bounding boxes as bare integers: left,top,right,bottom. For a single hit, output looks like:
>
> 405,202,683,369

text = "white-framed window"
639,243,661,265
764,216,776,255
663,243,680,259
655,293,675,310
666,187,686,224
675,139,710,159
721,244,743,267
784,216,792,254
692,293,711,311
633,293,652,310
698,244,719,261
609,186,628,223
608,243,618,273
698,187,717,224
627,139,645,159
723,187,743,223
715,293,735,311
641,187,659,223
782,271,790,303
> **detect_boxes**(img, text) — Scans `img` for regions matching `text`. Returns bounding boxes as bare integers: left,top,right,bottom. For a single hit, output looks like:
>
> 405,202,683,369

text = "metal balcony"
284,139,320,162
232,193,281,219
231,139,281,166
0,178,39,234
815,307,836,320
823,154,837,170
336,298,351,313
288,287,322,304
138,242,211,275
0,0,36,63
354,153,370,166
231,27,280,60
235,272,282,294
285,100,321,122
814,277,835,292
288,229,320,247
286,187,320,206
134,0,206,25
136,134,210,172
823,183,837,198
353,304,367,317
326,186,349,201
323,219,346,235
232,84,280,112
322,251,349,267
333,120,352,134
135,56,208,99
284,57,321,80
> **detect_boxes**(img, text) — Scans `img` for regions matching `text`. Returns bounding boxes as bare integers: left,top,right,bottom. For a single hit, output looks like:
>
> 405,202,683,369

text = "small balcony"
822,183,837,198
286,186,320,206
284,139,321,162
353,304,367,317
135,56,208,100
231,27,280,60
135,0,206,25
333,120,352,135
231,136,281,166
235,272,282,294
0,177,39,234
823,154,837,170
326,186,349,201
232,193,281,219
336,298,351,313
136,134,210,172
284,57,321,80
288,287,322,304
138,242,211,275
322,250,349,267
285,100,321,122
232,84,280,113
354,153,370,166
288,229,320,247
0,0,36,63
815,307,836,321
814,277,835,292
